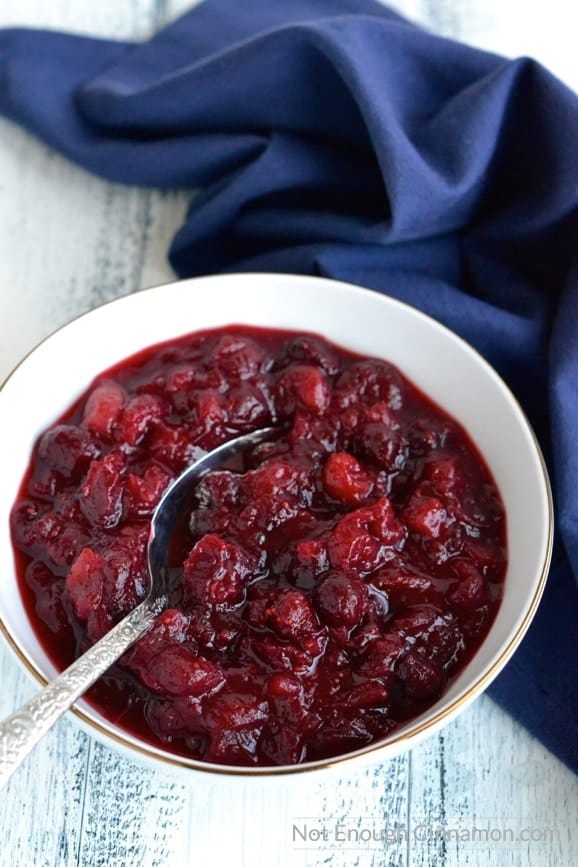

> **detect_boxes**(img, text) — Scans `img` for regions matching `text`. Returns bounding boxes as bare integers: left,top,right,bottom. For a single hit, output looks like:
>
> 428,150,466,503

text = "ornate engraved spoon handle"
0,598,163,790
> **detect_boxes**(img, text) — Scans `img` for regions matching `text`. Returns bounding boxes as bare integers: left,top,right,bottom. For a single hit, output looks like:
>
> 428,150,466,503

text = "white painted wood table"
1,2,577,865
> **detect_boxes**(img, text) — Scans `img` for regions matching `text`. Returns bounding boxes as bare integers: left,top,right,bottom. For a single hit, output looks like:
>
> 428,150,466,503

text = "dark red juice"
10,326,506,766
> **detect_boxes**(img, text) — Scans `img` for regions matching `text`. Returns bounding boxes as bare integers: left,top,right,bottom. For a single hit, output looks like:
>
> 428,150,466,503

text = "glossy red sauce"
10,326,506,766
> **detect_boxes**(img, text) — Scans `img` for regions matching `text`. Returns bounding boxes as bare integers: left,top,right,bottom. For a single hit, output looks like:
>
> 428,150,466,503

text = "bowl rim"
0,272,554,777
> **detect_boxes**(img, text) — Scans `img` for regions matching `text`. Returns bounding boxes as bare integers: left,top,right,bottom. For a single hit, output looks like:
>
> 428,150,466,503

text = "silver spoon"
0,426,278,789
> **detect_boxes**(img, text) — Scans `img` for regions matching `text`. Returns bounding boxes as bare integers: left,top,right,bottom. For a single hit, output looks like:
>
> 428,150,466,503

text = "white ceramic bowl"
0,273,552,784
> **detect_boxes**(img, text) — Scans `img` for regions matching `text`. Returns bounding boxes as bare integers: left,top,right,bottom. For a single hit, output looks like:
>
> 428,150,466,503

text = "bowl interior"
0,273,552,775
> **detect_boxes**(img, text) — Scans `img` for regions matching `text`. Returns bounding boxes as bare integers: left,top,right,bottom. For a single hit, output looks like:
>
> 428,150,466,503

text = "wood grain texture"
0,1,577,866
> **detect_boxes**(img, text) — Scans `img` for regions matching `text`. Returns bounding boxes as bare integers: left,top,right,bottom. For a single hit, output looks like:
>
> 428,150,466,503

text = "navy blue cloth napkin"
1,0,576,772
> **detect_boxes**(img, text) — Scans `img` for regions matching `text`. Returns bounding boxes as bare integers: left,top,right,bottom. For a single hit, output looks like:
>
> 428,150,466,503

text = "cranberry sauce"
10,326,506,766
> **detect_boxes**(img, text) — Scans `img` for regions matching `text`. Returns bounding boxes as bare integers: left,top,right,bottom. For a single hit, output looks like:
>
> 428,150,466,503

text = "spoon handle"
0,599,162,790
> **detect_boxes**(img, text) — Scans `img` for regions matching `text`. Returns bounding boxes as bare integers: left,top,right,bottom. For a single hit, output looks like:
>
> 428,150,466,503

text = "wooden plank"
0,0,165,37
0,647,88,867
0,5,184,867
0,129,185,382
209,758,410,867
408,696,578,867
76,743,189,867
440,696,577,867
172,758,409,867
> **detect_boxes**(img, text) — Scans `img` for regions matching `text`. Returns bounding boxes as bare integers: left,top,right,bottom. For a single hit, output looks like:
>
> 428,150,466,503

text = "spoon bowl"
0,425,278,789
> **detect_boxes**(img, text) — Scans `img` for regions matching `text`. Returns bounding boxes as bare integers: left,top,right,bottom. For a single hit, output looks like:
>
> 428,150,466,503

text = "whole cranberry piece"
267,671,303,699
396,651,444,700
149,422,202,472
289,412,341,456
65,547,105,621
275,365,331,416
183,534,254,608
125,463,172,516
202,693,269,765
10,500,41,552
403,496,448,539
127,608,191,676
366,498,406,546
79,451,126,530
266,673,310,725
25,561,68,634
280,335,340,375
371,566,436,608
244,459,313,503
227,383,271,430
327,498,404,578
260,724,307,765
146,696,204,739
266,589,321,644
238,495,304,536
447,561,489,609
358,634,406,678
45,522,89,571
423,455,463,499
294,537,330,582
190,389,227,430
322,452,374,505
327,514,384,578
100,524,149,618
82,382,125,439
392,607,465,671
38,424,100,480
311,708,375,754
120,394,167,446
139,645,224,697
204,693,269,733
211,334,266,380
313,572,368,628
333,360,404,410
354,420,407,473
164,363,213,411
343,681,390,710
